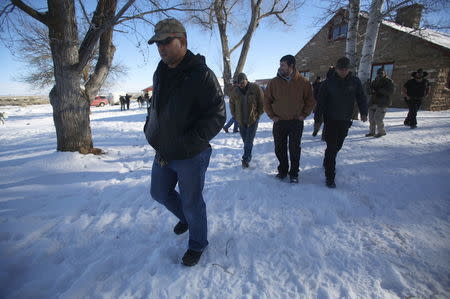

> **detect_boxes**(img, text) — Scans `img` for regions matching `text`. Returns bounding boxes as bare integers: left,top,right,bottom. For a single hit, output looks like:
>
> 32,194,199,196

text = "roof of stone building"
360,11,450,50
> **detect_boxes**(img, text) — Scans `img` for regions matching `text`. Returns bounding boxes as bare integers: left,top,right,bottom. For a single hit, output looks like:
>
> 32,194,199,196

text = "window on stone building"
370,63,394,81
299,71,311,81
329,23,348,40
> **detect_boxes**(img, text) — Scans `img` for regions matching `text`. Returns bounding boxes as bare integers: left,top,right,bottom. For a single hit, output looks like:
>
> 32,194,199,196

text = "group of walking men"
143,17,430,267
363,67,429,136
227,55,369,188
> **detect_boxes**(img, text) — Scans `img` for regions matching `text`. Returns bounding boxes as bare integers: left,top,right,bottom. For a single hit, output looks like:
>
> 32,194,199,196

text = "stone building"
295,5,450,110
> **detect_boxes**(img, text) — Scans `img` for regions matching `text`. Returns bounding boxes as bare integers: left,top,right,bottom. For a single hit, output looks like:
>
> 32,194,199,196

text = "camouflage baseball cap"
148,18,186,45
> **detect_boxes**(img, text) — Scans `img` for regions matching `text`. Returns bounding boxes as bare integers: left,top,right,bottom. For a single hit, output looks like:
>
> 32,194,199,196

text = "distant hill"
0,95,50,106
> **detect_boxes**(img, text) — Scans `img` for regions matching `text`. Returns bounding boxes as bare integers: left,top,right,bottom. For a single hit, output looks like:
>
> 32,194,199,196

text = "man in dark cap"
264,55,315,183
144,18,226,266
365,68,395,138
223,79,239,134
402,69,430,128
229,72,264,168
315,57,368,188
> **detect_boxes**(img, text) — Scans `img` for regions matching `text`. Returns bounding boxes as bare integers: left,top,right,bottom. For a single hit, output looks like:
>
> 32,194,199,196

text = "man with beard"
229,72,264,168
264,55,315,183
144,18,226,266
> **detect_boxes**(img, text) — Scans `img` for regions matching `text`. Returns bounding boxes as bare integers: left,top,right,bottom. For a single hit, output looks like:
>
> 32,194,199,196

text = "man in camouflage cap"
147,18,188,67
144,18,226,266
148,18,186,45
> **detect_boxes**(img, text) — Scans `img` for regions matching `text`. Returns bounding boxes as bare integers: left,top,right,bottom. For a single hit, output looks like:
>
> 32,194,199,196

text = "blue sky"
0,2,324,96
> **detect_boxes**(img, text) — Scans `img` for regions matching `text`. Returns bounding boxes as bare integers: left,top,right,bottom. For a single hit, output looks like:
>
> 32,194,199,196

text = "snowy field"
0,103,449,298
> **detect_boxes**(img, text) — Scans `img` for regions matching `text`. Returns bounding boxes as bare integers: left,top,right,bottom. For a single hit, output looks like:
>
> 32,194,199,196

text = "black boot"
182,249,203,266
326,178,336,188
173,221,188,235
275,173,287,180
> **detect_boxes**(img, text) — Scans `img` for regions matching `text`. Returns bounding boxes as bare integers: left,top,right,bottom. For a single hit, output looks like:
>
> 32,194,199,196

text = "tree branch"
78,0,92,27
230,36,246,53
111,0,135,24
77,0,135,73
258,1,289,23
226,0,239,15
11,0,48,25
85,5,116,98
0,3,14,18
116,6,184,25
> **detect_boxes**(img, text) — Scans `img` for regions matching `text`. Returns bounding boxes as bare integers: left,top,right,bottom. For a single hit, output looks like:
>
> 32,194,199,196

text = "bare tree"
191,0,303,95
356,0,449,82
0,0,200,153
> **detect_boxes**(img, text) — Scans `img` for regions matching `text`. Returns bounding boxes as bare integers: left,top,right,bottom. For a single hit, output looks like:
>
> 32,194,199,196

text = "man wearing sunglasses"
144,18,226,267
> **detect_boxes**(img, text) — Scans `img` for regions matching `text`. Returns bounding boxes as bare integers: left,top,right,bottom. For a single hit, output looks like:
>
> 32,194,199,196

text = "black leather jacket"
315,72,368,122
144,50,226,161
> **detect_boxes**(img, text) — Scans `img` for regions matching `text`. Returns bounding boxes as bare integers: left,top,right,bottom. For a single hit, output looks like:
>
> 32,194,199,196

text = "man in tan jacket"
264,55,315,183
230,73,264,168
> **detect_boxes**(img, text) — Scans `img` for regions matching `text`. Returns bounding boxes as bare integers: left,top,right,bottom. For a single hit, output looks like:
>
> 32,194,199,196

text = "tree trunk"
357,0,384,84
219,30,233,96
48,0,93,152
233,0,259,79
214,0,233,96
346,0,360,71
347,0,361,120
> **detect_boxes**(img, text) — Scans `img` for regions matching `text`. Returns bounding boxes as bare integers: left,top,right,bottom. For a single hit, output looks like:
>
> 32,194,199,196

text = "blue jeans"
239,121,258,163
224,117,239,132
150,147,212,251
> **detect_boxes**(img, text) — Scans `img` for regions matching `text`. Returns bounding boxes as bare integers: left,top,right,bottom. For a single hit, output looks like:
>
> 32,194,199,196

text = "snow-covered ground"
0,103,449,298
